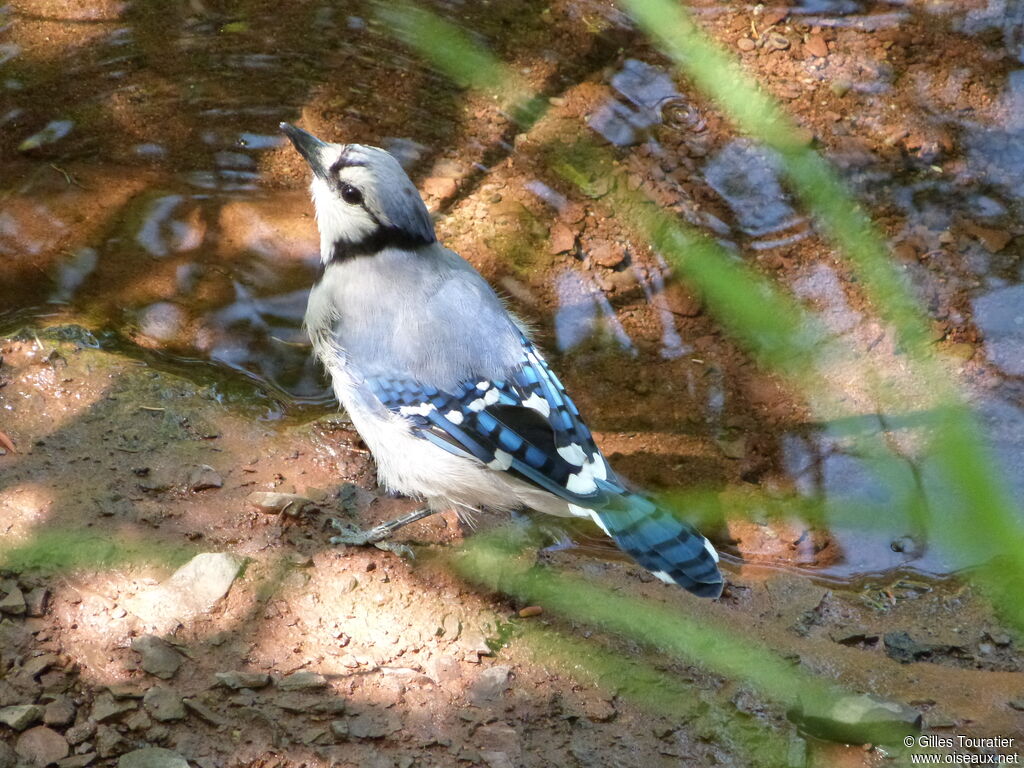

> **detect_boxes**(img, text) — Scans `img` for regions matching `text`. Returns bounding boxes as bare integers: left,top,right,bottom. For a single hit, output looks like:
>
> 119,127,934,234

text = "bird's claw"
328,518,415,558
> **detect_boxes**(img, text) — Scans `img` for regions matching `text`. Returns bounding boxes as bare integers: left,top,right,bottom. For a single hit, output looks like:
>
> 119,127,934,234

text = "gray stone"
64,720,95,746
470,665,511,705
246,492,312,516
57,755,97,768
117,748,189,768
347,709,400,739
0,740,16,768
0,704,43,731
15,725,69,766
95,724,127,758
214,672,271,690
43,699,75,727
0,586,26,616
788,692,921,745
277,671,327,691
90,692,136,723
182,698,221,725
25,588,49,618
142,686,185,722
130,636,183,680
186,465,222,492
23,655,60,679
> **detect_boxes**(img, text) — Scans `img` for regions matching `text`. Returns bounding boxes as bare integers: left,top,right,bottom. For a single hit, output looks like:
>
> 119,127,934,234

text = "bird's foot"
328,518,415,558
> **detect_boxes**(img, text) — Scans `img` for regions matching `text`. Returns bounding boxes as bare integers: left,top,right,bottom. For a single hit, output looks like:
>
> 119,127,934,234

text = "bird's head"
280,123,436,264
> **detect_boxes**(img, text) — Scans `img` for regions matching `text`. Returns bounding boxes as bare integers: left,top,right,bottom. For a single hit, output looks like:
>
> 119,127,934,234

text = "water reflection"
553,268,635,354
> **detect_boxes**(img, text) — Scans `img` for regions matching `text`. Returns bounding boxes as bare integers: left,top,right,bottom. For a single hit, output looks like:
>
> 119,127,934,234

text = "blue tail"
591,492,723,598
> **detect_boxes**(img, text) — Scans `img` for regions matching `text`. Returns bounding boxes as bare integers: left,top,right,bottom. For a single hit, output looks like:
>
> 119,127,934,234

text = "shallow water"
2,0,1024,583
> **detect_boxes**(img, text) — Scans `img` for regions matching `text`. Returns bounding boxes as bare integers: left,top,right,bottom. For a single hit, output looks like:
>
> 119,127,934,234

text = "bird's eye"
340,183,363,205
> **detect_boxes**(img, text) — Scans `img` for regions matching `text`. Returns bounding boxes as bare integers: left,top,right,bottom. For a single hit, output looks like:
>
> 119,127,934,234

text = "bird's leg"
328,507,437,557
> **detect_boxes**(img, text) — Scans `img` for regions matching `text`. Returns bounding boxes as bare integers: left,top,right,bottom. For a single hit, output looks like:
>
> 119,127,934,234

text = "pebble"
589,243,625,269
963,221,1013,253
142,686,185,722
64,720,96,746
130,636,183,680
422,177,458,199
25,587,48,617
0,704,43,731
277,671,328,692
90,692,137,723
1009,698,1024,712
517,606,542,618
470,665,511,705
759,7,788,27
788,693,921,745
0,586,26,615
737,37,755,52
15,726,69,766
214,672,271,690
804,34,828,57
59,755,98,768
765,32,790,51
186,464,222,492
883,631,930,664
549,223,576,255
43,698,76,727
346,709,401,739
117,748,190,768
245,492,312,516
182,698,221,725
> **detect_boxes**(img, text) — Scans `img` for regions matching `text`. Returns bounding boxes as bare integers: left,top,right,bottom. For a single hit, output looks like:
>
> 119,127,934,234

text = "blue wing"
366,333,616,505
365,332,723,597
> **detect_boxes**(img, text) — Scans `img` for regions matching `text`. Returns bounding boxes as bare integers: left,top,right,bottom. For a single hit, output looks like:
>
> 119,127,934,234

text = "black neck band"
329,226,435,264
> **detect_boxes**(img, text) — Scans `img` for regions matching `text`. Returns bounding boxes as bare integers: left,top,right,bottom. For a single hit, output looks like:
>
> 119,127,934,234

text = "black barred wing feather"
365,335,616,505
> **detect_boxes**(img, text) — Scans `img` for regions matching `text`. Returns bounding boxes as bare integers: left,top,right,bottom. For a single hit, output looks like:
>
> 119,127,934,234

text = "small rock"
186,464,222,492
884,631,929,664
760,7,788,27
64,720,95,746
130,637,183,680
123,710,151,732
142,686,185,722
214,672,271,690
23,654,61,679
245,492,311,516
329,719,348,738
714,435,746,460
765,32,790,51
475,723,521,756
106,685,144,700
43,699,75,727
422,177,457,199
589,243,624,269
963,221,1013,253
804,34,828,58
0,586,26,615
25,588,49,617
549,223,576,255
347,709,400,739
277,671,328,691
182,697,222,725
57,755,97,768
480,753,515,768
737,37,755,52
0,704,43,731
117,748,190,768
517,606,542,618
470,665,511,705
1008,698,1024,712
15,726,69,766
788,693,921,745
90,693,136,724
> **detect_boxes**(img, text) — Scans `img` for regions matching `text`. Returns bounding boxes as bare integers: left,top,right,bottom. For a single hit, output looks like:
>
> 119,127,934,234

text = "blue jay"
280,123,724,598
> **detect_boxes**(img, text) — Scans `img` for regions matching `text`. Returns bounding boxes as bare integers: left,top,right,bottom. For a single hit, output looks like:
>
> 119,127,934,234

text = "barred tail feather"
592,492,724,598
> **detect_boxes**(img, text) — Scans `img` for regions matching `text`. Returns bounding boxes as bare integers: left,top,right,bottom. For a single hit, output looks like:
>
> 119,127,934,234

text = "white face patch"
521,392,550,417
445,409,464,425
486,449,513,471
399,402,436,417
557,443,586,466
310,173,376,260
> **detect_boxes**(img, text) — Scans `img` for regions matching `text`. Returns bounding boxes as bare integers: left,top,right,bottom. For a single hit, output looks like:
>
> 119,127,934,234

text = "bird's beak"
280,122,329,178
